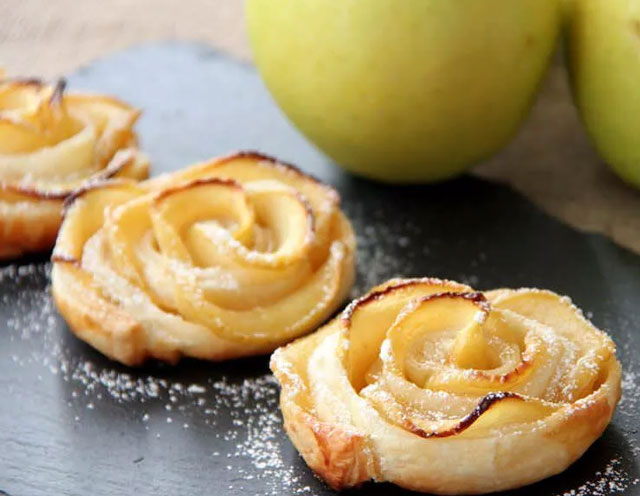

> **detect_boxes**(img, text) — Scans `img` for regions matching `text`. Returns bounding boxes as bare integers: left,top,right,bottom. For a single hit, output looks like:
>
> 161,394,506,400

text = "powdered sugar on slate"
559,458,639,496
1,262,319,494
347,202,424,297
2,261,639,495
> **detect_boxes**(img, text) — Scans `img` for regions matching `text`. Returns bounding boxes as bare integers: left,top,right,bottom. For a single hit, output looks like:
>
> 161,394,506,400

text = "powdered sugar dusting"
344,200,484,298
1,262,319,494
621,370,640,427
559,458,639,496
2,261,639,495
347,202,424,296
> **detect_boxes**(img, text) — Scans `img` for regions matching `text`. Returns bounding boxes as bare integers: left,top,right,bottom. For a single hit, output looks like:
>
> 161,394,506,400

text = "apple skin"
566,0,640,189
246,0,561,183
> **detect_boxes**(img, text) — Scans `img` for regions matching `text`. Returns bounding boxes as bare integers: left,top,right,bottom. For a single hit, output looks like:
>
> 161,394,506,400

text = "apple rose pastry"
51,152,356,366
271,278,621,494
0,76,149,259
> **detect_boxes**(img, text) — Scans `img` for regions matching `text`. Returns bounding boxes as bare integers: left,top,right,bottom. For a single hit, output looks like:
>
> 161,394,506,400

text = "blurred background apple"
247,0,561,183
566,0,640,189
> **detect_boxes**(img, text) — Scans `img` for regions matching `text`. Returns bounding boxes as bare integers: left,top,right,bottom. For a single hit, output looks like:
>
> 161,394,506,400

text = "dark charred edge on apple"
152,176,243,202
1,143,135,202
0,77,65,108
0,76,66,101
49,79,67,106
153,174,317,239
0,79,46,126
405,391,521,439
341,283,533,383
92,148,137,180
407,291,491,315
464,354,534,385
0,77,46,88
340,278,472,326
216,150,341,205
218,150,326,186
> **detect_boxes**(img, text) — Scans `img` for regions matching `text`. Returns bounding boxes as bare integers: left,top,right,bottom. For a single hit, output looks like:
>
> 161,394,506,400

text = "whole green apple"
246,0,561,183
566,0,640,189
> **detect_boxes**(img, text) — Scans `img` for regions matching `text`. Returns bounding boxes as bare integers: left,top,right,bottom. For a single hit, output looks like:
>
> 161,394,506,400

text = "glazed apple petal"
340,279,473,391
156,153,341,267
0,117,95,181
54,181,144,259
173,241,346,343
52,152,356,364
487,289,616,402
102,180,316,312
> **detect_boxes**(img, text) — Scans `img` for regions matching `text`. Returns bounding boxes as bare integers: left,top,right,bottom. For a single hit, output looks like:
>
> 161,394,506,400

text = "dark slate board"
2,42,640,496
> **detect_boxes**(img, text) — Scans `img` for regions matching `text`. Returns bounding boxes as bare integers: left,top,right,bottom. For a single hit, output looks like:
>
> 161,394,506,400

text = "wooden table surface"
1,0,639,255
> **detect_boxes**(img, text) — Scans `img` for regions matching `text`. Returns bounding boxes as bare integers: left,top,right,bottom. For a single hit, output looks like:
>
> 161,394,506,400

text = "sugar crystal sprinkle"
1,262,639,495
1,262,316,494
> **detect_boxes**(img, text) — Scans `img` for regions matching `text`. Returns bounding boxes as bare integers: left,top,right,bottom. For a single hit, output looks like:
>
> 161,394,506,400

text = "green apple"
566,0,640,189
246,0,561,183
